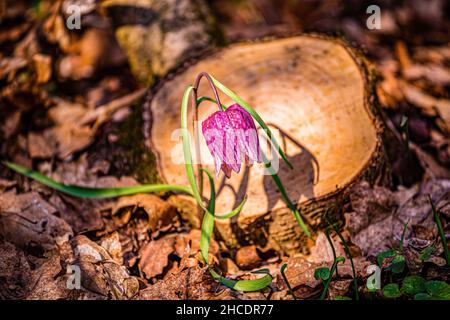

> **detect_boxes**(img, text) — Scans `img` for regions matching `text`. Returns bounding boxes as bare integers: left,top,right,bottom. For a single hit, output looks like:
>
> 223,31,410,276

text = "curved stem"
194,72,224,111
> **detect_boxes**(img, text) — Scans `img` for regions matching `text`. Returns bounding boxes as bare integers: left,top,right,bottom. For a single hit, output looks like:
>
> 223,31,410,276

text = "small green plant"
382,276,450,300
377,221,409,274
314,226,346,300
325,216,359,300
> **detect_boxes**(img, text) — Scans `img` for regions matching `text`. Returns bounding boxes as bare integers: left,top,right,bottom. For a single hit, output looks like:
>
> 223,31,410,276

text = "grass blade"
199,168,216,264
2,161,192,198
429,195,450,265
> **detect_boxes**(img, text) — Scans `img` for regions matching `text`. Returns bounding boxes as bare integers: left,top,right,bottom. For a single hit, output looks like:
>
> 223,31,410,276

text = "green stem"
429,195,450,265
320,257,345,300
328,219,359,300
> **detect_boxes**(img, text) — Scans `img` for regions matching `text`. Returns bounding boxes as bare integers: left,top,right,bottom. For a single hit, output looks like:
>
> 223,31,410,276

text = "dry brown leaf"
0,191,73,250
27,131,56,159
112,194,177,232
50,124,95,159
307,231,347,264
235,245,261,270
0,179,16,193
0,240,32,299
32,53,52,83
71,235,139,299
137,266,237,300
404,63,450,86
401,82,450,129
345,180,450,256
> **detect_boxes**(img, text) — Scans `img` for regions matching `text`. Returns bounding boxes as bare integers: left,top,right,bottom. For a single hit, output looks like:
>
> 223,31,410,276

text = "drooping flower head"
202,104,262,178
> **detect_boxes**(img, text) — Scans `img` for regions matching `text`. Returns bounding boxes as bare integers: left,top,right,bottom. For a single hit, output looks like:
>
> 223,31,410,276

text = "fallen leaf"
345,180,450,256
0,191,73,251
235,245,261,270
32,53,52,83
137,266,237,300
112,194,177,232
139,235,176,279
71,235,140,299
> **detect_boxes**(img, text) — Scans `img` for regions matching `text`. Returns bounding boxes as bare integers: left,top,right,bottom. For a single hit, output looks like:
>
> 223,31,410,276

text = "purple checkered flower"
202,103,262,178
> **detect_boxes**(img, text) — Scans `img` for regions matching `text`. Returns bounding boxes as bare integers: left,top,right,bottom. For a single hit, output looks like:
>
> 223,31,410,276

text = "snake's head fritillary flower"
202,103,262,178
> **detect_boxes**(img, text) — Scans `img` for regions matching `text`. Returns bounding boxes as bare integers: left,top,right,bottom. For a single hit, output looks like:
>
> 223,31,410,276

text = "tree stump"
145,35,386,255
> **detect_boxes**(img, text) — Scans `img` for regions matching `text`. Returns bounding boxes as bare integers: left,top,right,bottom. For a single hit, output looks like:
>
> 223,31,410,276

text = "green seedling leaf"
382,283,402,299
377,249,396,267
420,246,436,262
3,161,193,198
319,256,346,300
386,254,406,274
327,219,359,300
314,267,331,281
401,276,426,296
425,280,450,300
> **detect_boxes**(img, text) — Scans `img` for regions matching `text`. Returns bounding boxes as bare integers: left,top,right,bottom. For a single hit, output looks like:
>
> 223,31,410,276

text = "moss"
115,101,161,184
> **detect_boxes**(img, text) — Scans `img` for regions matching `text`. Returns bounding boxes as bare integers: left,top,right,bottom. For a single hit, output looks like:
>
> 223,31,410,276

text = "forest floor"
0,0,449,300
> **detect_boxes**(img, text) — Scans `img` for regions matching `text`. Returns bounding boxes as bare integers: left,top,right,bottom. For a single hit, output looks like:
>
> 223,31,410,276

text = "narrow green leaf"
400,219,409,251
199,167,272,292
2,161,193,198
199,168,215,264
429,195,450,266
209,268,273,292
210,75,293,169
319,257,345,300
